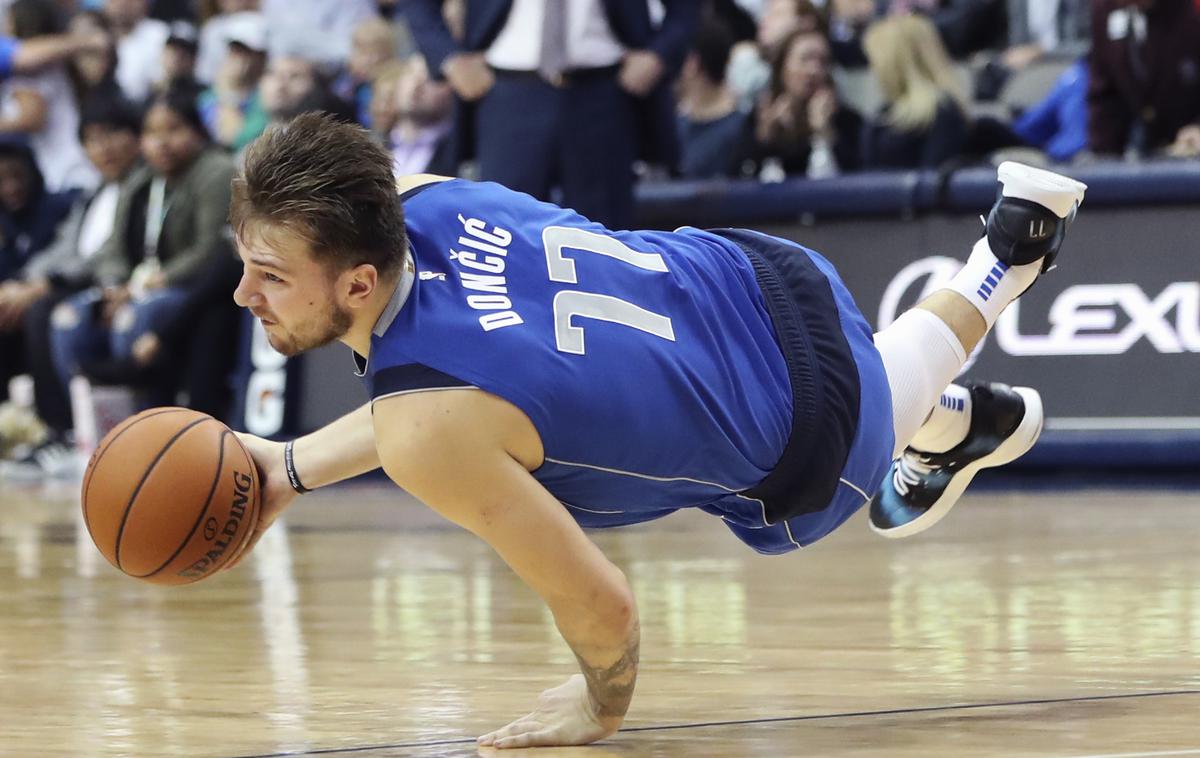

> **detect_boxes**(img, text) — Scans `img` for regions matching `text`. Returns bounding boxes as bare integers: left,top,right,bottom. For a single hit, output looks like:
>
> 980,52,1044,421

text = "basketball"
80,407,261,585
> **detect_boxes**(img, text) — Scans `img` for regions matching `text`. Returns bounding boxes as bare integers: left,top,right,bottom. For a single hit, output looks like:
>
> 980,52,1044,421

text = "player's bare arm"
372,387,639,748
228,403,380,567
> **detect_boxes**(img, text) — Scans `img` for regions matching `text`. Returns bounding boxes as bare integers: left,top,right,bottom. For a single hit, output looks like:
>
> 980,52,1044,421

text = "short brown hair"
230,112,406,279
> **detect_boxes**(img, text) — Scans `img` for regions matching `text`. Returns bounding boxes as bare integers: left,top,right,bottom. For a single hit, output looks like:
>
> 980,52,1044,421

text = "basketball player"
226,113,1085,748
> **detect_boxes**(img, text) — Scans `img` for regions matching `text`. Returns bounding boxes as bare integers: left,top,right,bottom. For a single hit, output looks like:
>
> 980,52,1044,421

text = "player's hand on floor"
224,433,297,570
476,674,617,749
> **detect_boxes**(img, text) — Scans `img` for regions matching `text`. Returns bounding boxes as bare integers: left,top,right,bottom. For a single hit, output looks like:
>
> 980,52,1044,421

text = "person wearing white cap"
103,0,169,102
197,13,268,148
196,0,262,85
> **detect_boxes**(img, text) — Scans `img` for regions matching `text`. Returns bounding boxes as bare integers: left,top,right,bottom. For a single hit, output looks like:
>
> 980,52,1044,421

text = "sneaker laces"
893,451,936,497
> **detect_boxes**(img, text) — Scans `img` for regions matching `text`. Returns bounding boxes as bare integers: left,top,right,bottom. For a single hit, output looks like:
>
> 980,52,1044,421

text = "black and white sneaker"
986,161,1087,274
1,438,84,483
869,382,1044,539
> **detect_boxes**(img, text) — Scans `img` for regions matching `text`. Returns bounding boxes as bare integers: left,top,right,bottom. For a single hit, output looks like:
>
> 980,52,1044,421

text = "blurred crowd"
0,0,1197,478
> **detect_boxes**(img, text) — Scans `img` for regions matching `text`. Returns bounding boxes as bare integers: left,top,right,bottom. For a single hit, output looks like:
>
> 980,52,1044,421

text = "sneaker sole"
871,387,1044,539
997,161,1087,219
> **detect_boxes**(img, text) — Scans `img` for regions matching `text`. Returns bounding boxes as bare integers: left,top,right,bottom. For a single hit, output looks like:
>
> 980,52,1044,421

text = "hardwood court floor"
2,479,1199,757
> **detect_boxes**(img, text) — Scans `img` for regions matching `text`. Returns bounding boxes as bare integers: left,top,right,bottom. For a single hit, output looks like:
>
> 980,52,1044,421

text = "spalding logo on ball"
81,407,261,585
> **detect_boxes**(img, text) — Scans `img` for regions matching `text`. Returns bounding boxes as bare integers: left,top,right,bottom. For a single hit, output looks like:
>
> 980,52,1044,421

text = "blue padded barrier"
638,160,1200,228
942,160,1200,212
635,171,924,227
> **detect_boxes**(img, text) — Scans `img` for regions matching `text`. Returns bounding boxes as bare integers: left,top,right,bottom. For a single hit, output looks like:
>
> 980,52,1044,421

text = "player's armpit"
372,389,639,725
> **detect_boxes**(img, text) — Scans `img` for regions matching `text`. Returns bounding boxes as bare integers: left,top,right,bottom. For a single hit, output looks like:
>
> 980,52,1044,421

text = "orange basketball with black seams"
81,407,261,585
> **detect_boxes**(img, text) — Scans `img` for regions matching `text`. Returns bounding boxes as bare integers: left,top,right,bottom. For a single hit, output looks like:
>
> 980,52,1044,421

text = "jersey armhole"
370,363,477,408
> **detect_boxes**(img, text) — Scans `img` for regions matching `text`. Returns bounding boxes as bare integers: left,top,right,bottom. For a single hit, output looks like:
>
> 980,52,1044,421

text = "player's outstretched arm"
373,389,639,749
226,403,381,568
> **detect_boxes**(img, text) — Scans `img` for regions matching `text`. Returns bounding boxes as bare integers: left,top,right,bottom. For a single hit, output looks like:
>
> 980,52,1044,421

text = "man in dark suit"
402,1,699,229
1089,0,1200,157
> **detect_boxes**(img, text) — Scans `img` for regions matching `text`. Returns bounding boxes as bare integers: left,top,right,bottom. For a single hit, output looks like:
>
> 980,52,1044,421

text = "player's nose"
232,271,261,308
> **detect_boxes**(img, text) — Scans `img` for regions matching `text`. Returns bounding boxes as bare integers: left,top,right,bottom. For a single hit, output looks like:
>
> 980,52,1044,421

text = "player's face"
233,227,353,357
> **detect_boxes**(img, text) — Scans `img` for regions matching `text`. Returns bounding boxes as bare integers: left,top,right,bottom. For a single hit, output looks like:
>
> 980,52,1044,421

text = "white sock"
874,309,968,459
944,237,1042,329
909,384,972,453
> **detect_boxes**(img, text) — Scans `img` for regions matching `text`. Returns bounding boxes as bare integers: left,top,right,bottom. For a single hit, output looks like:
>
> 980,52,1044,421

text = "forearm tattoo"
573,621,640,720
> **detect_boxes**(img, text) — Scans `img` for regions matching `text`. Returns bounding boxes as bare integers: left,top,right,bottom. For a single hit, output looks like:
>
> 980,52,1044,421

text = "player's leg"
869,162,1086,538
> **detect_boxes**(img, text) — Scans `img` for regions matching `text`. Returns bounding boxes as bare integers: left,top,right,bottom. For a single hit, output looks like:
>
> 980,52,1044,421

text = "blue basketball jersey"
357,179,794,527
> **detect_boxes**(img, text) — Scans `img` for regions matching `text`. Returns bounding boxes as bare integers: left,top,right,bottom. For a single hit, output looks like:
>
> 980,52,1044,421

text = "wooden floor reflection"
2,479,1199,757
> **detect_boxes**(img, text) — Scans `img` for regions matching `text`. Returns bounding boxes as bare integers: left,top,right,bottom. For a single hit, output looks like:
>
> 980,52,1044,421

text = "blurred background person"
156,21,204,101
676,16,751,179
105,0,169,102
1089,0,1200,159
49,90,236,417
0,10,110,83
195,0,260,84
753,28,863,178
256,51,353,135
333,15,403,128
888,0,1007,61
0,95,141,476
66,10,124,105
728,0,827,112
860,13,970,169
827,0,878,67
1,0,98,191
196,11,266,148
369,53,454,176
404,0,700,229
0,140,75,408
260,0,377,70
1011,57,1089,162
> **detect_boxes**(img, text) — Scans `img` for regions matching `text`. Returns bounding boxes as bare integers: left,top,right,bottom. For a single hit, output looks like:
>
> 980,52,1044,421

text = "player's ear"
343,263,379,307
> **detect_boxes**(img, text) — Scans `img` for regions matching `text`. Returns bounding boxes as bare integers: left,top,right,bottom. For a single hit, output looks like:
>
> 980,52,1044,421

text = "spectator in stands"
0,140,75,285
973,0,1090,101
861,14,970,169
1012,58,1089,162
0,140,75,406
195,0,260,85
369,54,454,176
49,90,236,415
888,0,1008,60
105,0,170,102
261,0,377,69
0,95,142,473
1,0,99,191
1089,0,1200,158
676,17,751,179
404,0,699,229
157,21,204,102
197,12,267,148
728,0,827,111
0,19,110,83
257,52,354,138
828,0,878,67
67,11,125,106
334,16,400,128
754,29,863,178
1003,0,1090,63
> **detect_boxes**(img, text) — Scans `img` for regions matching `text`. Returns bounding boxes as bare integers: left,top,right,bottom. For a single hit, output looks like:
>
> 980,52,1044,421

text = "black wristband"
284,439,311,494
